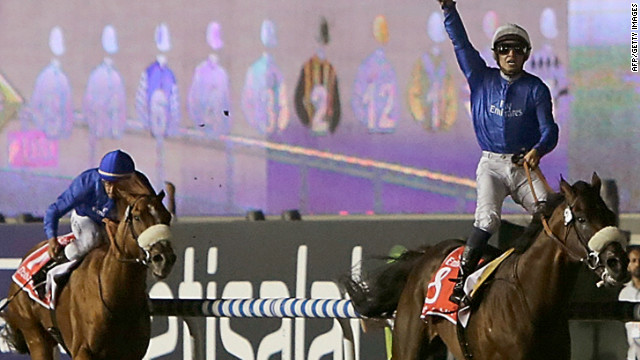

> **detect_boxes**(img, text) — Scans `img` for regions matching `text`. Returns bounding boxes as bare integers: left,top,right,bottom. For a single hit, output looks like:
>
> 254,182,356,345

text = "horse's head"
115,192,177,279
554,173,630,286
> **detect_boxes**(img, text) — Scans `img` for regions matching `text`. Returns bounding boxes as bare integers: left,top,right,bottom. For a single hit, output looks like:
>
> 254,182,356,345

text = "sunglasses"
494,44,529,55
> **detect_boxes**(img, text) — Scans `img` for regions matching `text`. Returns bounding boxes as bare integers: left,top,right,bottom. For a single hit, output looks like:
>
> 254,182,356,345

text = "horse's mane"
115,171,155,199
512,192,565,253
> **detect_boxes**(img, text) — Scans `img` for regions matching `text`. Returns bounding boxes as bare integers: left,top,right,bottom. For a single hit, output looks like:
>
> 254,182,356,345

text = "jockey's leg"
32,260,59,299
63,210,103,261
449,227,490,305
511,166,549,214
35,211,103,299
450,158,506,305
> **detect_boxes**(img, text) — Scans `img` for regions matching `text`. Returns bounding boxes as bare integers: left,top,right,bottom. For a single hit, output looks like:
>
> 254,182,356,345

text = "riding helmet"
98,149,135,181
492,23,531,49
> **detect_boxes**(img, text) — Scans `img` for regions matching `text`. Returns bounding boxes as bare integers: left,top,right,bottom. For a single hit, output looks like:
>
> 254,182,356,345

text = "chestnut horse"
1,192,176,360
343,174,630,360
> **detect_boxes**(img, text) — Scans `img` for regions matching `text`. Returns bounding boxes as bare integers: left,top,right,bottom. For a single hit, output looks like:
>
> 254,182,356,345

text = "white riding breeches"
64,210,104,261
474,151,550,234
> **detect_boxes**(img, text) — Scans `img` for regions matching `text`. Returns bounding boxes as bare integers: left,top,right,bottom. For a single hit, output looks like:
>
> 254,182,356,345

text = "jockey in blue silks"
33,150,156,294
436,0,559,306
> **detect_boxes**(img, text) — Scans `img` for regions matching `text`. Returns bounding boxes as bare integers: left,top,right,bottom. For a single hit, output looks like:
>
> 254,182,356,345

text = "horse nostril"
152,254,164,263
606,258,620,271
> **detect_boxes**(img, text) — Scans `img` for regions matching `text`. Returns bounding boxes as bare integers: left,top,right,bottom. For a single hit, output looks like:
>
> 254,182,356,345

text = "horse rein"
99,196,155,315
523,162,600,268
107,196,152,266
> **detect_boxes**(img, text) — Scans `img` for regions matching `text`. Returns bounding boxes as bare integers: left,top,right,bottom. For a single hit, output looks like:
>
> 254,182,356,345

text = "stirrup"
456,295,471,308
449,281,466,304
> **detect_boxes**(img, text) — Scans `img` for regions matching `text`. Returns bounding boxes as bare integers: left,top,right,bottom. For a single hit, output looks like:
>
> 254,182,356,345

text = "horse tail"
340,247,429,318
0,311,29,354
341,239,464,319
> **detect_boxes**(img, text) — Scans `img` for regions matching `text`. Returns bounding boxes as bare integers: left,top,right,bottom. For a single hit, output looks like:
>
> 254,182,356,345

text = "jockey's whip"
0,277,37,313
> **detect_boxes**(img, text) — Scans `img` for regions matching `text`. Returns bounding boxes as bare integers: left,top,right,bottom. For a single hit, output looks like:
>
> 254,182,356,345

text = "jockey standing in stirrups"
32,149,156,296
435,0,559,306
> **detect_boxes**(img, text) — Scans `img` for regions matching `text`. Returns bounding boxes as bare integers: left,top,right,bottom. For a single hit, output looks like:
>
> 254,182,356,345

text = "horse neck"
515,210,580,311
114,197,130,221
100,223,148,310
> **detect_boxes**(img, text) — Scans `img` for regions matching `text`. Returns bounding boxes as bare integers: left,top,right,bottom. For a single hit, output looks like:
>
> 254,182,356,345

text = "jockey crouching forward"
32,149,156,295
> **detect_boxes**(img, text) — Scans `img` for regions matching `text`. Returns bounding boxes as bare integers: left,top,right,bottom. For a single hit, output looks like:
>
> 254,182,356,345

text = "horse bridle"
546,200,599,266
97,195,159,318
112,196,153,266
523,163,612,283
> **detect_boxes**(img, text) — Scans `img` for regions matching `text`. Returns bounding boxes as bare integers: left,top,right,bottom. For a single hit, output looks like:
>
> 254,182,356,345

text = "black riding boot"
449,228,491,305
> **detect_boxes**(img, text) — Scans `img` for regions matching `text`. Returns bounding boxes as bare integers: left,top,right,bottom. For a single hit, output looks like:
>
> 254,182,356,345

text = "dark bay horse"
2,192,176,360
343,174,630,360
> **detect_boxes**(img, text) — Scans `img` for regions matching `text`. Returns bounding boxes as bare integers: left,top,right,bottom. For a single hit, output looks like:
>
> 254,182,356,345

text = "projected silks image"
188,21,231,138
241,19,290,135
83,25,127,165
135,22,180,185
294,17,341,136
26,26,74,140
135,22,180,139
84,25,127,141
352,15,399,134
407,11,458,132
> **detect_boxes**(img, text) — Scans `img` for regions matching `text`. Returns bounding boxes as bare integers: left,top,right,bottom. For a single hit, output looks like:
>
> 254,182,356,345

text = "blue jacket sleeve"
43,174,92,239
442,3,488,87
532,82,559,157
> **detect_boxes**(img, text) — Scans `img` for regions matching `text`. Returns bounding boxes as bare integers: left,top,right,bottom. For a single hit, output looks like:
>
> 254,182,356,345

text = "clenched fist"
47,237,63,260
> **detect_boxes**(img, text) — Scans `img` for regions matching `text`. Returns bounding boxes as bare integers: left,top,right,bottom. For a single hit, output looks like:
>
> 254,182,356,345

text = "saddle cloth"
12,233,76,309
421,246,514,327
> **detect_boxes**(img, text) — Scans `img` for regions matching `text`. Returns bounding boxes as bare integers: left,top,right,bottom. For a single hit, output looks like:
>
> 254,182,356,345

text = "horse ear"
560,176,575,201
591,172,602,193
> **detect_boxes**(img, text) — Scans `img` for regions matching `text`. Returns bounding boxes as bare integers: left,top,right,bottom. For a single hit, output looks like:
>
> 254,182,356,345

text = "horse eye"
577,217,586,223
134,215,141,221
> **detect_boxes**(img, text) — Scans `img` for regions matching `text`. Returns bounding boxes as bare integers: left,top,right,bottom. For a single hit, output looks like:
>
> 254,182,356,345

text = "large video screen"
0,0,634,217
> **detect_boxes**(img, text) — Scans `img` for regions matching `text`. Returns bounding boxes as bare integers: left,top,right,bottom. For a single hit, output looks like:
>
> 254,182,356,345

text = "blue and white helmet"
98,149,135,181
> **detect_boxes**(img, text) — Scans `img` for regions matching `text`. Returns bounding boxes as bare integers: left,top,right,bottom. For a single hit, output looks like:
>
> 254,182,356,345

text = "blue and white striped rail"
150,298,361,319
149,298,640,321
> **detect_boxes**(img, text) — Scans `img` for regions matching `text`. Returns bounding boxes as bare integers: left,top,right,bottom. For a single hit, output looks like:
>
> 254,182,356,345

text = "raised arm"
437,0,488,85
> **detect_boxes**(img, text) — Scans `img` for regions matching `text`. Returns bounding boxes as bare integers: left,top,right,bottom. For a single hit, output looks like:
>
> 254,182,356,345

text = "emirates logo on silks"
489,100,523,117
93,206,110,217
